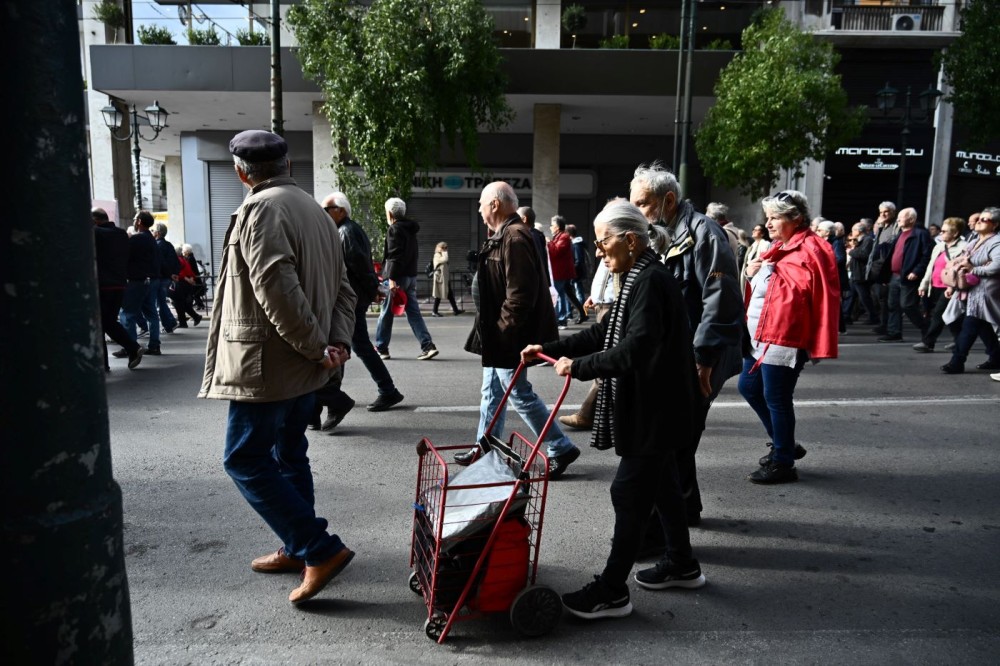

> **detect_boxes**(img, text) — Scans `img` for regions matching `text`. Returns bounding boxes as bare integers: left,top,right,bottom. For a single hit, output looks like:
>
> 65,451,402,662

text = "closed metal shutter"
401,198,479,299
206,161,315,279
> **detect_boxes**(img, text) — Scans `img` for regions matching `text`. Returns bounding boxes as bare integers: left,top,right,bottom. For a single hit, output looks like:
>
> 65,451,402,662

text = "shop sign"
410,171,594,197
832,146,927,172
951,149,1000,179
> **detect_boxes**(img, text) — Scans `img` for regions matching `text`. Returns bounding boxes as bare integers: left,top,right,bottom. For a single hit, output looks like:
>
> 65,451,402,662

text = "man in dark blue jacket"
93,208,143,370
878,207,932,342
117,210,162,355
152,222,180,333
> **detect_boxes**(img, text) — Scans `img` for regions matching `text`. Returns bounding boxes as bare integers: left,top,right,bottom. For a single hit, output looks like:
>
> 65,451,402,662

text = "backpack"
425,261,437,278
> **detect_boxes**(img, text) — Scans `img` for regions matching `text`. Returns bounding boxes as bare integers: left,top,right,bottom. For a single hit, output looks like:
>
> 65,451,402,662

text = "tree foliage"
695,9,865,200
235,28,269,46
939,0,1000,147
188,27,222,46
288,0,512,223
136,25,176,45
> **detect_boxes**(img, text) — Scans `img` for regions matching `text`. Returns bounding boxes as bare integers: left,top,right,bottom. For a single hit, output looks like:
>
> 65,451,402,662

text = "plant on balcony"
188,27,222,46
649,33,681,50
562,4,587,48
92,0,125,43
938,0,1000,146
696,9,865,199
703,38,733,50
235,28,270,46
136,25,176,45
288,0,512,227
598,34,630,49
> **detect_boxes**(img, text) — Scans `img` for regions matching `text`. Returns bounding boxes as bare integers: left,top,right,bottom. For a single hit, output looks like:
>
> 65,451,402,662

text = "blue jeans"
153,278,178,331
223,394,345,564
119,280,160,349
374,276,433,352
552,279,573,324
351,299,397,396
737,355,806,466
477,367,577,459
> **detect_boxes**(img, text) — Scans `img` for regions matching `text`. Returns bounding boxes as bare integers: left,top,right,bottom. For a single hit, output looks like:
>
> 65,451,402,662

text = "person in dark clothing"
878,207,932,342
846,221,878,325
629,162,743,529
523,199,704,621
374,197,438,361
151,222,180,333
92,208,143,370
116,210,162,356
311,192,405,432
169,248,203,328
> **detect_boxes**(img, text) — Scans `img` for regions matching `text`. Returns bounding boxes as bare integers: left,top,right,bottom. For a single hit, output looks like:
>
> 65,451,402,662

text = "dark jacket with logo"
94,221,129,289
465,214,559,368
382,217,420,280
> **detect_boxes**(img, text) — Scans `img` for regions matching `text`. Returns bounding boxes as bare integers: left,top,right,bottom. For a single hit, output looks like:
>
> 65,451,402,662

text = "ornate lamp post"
100,98,169,214
875,82,941,207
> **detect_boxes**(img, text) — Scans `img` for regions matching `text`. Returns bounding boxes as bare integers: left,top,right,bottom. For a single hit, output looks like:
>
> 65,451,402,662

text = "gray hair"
762,190,811,225
898,207,918,223
551,215,566,231
817,220,835,237
233,155,288,182
492,182,519,208
151,222,168,238
853,221,870,235
329,191,352,218
593,198,665,252
630,162,680,200
878,201,897,214
981,206,1000,221
385,197,406,219
181,244,194,254
705,202,729,221
517,206,535,225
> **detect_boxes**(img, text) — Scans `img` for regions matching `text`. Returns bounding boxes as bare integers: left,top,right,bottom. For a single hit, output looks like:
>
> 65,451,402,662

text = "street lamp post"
100,98,169,215
875,83,941,207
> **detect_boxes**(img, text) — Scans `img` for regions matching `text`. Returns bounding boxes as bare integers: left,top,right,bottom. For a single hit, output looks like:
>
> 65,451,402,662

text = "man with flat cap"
199,129,358,605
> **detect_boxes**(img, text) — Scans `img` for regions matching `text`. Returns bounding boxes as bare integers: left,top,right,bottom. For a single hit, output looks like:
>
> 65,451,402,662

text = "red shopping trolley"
409,354,571,643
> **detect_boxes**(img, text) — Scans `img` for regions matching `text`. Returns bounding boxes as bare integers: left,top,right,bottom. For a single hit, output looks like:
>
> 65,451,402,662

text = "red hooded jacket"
750,227,840,360
547,231,577,281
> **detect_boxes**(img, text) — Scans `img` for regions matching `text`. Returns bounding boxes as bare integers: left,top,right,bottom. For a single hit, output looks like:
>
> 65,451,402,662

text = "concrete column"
165,156,185,245
312,101,337,201
801,158,826,218
925,69,953,226
534,0,561,49
532,104,561,225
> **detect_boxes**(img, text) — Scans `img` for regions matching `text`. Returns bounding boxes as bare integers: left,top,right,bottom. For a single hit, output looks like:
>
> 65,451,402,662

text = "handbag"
941,255,980,291
942,293,966,326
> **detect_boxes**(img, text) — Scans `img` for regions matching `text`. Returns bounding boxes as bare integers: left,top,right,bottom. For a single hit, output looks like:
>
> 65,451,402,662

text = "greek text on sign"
410,171,594,196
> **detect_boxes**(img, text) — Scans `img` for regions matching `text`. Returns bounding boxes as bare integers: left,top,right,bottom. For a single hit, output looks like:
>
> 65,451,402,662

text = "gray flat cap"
229,130,288,162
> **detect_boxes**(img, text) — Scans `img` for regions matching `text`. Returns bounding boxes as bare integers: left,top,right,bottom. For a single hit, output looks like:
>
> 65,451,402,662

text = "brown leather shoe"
558,413,593,431
251,547,305,574
289,548,355,605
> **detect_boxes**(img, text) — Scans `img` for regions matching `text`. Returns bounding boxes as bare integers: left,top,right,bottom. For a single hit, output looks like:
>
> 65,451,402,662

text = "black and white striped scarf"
590,248,659,451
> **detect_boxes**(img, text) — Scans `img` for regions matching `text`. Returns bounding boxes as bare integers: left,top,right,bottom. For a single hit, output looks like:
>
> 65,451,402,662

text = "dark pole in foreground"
0,1,133,663
271,0,284,136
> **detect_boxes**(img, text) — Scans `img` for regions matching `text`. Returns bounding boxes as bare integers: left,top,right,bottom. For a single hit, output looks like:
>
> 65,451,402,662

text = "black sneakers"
749,462,798,484
758,442,808,466
367,391,404,412
416,344,439,360
634,559,706,591
321,398,355,432
548,447,581,480
562,575,632,620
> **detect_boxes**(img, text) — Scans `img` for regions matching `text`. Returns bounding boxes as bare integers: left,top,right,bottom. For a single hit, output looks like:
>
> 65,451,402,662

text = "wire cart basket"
409,354,571,643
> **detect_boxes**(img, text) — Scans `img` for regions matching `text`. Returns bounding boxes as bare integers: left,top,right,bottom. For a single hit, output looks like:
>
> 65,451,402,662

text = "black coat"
338,217,379,304
94,221,128,288
847,234,873,284
126,230,159,280
465,215,558,368
156,237,181,278
541,261,697,457
382,217,420,280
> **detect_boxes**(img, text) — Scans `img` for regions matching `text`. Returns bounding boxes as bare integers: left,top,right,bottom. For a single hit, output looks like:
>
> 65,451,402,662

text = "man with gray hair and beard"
629,162,743,533
200,130,358,606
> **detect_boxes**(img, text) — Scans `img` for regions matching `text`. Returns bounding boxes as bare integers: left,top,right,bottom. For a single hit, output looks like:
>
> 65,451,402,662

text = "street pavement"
105,308,1000,664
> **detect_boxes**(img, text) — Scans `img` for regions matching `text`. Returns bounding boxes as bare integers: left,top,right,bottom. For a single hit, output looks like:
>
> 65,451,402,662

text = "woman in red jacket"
740,191,839,484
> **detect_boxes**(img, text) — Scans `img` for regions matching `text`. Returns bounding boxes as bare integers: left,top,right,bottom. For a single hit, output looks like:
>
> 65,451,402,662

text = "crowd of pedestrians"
99,129,997,626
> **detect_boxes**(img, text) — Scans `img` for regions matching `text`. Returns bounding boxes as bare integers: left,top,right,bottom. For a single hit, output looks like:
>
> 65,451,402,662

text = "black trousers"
99,289,139,368
602,452,695,588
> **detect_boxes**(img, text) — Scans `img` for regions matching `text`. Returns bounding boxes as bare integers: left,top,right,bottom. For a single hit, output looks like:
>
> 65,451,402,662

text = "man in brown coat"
454,181,581,479
199,130,357,605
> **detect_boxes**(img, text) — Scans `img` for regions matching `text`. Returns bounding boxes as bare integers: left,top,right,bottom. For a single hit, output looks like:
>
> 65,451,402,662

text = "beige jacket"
199,176,356,402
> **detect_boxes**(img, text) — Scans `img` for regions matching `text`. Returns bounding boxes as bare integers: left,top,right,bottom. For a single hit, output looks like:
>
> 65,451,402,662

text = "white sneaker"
991,372,1000,382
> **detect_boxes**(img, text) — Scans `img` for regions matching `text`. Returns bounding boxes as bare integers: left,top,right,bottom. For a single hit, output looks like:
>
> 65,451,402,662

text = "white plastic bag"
942,295,965,326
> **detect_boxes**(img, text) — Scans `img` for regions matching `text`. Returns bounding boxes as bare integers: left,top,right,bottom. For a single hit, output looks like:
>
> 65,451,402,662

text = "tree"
939,0,1000,147
695,9,865,200
92,0,125,43
188,27,222,46
136,25,176,45
288,0,512,225
561,4,587,48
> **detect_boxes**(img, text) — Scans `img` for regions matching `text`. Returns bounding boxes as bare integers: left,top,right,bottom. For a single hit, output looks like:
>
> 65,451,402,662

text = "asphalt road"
105,308,1000,664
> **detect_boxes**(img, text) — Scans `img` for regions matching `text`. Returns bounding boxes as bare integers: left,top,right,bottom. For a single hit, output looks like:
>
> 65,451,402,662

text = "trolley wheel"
509,584,562,637
423,616,446,641
408,571,423,595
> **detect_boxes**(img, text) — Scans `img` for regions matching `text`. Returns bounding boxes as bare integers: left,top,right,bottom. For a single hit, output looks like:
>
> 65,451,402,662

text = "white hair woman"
740,191,839,483
521,198,703,621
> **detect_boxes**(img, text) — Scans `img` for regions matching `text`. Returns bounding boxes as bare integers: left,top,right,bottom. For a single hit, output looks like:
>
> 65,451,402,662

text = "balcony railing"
837,5,945,30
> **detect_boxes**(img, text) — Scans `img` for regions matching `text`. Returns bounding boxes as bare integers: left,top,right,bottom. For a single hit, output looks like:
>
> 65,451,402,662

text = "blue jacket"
888,226,933,278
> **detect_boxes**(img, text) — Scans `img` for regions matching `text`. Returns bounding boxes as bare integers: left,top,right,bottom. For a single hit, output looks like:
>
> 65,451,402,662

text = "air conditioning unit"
891,13,922,31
